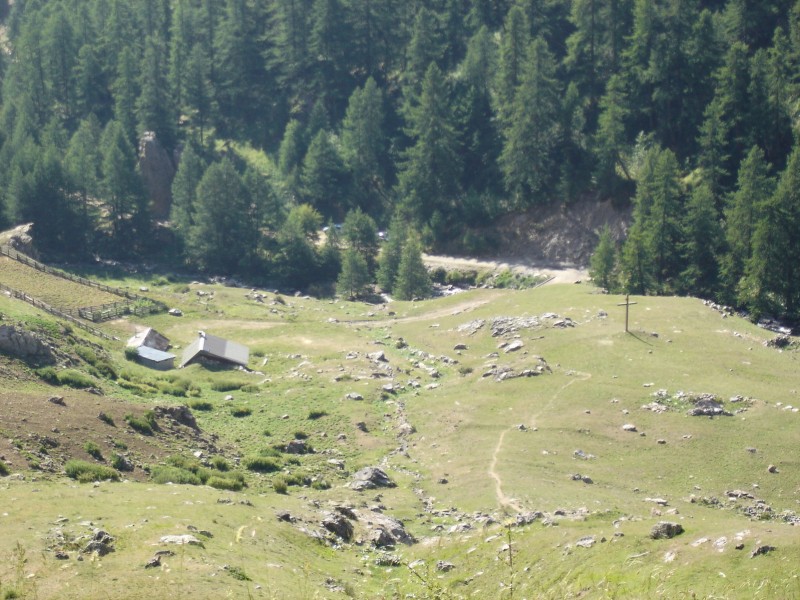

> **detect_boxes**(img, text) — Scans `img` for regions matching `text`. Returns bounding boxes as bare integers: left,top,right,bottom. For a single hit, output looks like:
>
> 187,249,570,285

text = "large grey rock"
0,325,54,363
361,511,414,547
650,521,684,540
322,512,354,541
160,534,204,547
350,467,395,491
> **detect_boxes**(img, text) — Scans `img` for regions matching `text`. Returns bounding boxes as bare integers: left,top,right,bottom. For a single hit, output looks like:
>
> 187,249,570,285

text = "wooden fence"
0,282,116,340
0,245,167,322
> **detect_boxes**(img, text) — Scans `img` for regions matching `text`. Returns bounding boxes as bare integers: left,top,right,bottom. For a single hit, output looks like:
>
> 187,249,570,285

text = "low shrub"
240,384,260,393
272,475,288,494
207,476,244,491
56,370,95,389
187,400,213,411
293,431,309,440
458,366,474,376
210,380,244,392
259,447,281,458
98,412,115,426
311,479,331,490
65,460,119,483
211,456,230,471
151,465,201,485
307,410,327,420
83,441,103,461
231,405,252,417
125,413,154,435
36,367,58,384
0,460,9,476
124,347,139,361
243,456,281,473
75,346,98,365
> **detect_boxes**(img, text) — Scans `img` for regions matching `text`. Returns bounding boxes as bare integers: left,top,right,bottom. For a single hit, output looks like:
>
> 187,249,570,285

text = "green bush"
211,456,230,471
272,475,288,494
231,405,252,417
56,370,95,389
243,456,281,473
151,465,201,485
36,367,58,384
125,413,154,435
259,447,282,458
307,410,327,420
239,384,260,393
124,347,139,361
293,431,309,440
65,460,119,483
75,346,98,365
311,479,331,490
110,453,132,472
83,441,103,461
187,400,213,411
98,412,115,426
207,476,244,491
0,460,9,476
210,380,244,392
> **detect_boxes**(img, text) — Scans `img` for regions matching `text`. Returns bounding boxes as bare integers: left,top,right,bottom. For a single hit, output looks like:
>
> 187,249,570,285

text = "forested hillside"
1,0,799,318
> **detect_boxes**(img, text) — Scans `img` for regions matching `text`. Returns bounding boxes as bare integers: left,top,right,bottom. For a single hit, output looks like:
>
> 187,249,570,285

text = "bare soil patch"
0,388,217,480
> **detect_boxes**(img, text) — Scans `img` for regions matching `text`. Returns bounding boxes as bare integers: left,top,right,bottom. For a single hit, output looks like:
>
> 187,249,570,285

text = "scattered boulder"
650,521,684,540
276,511,295,523
144,556,162,569
765,335,791,349
155,405,199,430
622,424,638,432
159,535,204,547
285,439,312,454
768,464,779,474
504,340,525,353
322,512,354,541
350,467,395,491
453,343,468,351
750,545,776,558
687,394,731,417
345,392,363,401
575,536,596,548
436,561,455,572
367,351,388,363
361,511,415,547
168,308,183,317
48,395,66,406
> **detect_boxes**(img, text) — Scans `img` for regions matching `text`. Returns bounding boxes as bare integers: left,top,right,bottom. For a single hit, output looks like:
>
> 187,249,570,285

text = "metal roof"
180,332,249,368
136,346,175,363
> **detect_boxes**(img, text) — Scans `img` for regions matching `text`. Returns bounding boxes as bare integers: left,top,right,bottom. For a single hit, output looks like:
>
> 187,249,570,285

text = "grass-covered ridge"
0,276,798,599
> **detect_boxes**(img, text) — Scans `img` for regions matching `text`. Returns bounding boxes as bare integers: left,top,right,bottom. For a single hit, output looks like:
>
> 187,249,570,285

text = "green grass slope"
0,278,798,599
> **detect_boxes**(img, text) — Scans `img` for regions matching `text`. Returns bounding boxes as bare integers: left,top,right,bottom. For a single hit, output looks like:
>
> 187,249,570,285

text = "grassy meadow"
0,271,799,599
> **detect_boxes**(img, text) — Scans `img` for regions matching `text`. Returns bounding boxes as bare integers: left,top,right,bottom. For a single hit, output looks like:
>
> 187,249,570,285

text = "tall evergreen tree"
300,130,349,220
500,37,559,207
394,236,432,300
397,63,461,231
170,141,207,246
137,35,176,147
680,182,722,296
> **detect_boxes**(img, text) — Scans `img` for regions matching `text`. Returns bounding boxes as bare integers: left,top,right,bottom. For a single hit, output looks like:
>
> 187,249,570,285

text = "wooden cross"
618,294,637,333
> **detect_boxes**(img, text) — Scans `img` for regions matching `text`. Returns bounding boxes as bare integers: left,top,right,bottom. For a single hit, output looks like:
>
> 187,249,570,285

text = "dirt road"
423,253,588,285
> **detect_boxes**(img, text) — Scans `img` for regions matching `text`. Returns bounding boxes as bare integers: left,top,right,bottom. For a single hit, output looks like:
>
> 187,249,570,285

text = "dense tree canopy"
1,0,800,315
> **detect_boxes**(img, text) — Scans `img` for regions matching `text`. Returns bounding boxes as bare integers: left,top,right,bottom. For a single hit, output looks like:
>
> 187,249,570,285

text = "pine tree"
376,217,407,292
589,225,617,291
594,74,630,198
679,182,722,297
112,47,140,145
397,63,460,229
170,141,207,246
394,236,432,301
340,78,388,214
337,248,371,299
500,37,559,207
137,35,176,148
495,6,529,125
721,146,773,303
64,116,102,236
342,208,379,272
300,130,349,220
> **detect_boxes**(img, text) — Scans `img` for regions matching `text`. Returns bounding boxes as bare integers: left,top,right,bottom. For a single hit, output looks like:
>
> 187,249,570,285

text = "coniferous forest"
1,0,800,319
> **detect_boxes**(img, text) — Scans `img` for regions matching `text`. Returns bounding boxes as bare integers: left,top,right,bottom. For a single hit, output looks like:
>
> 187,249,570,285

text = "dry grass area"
0,257,121,309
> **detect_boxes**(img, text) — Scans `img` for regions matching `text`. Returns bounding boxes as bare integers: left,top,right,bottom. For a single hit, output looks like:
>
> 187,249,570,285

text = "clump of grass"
97,412,115,426
187,400,213,411
211,456,230,471
458,366,474,376
124,347,139,361
207,476,244,491
210,380,244,392
0,460,9,476
273,475,288,494
65,460,119,483
125,411,156,435
240,384,260,393
311,479,331,490
151,465,202,485
110,454,132,472
231,405,252,417
83,441,103,461
37,367,95,389
293,431,309,440
307,410,328,420
243,456,281,473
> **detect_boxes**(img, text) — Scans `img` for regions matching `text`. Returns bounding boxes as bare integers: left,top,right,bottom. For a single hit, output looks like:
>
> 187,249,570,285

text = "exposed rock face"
321,512,354,541
138,131,176,220
0,325,54,363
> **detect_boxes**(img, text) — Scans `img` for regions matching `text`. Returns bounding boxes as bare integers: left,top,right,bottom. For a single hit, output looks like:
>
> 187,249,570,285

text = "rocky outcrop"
0,325,54,363
138,131,176,220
